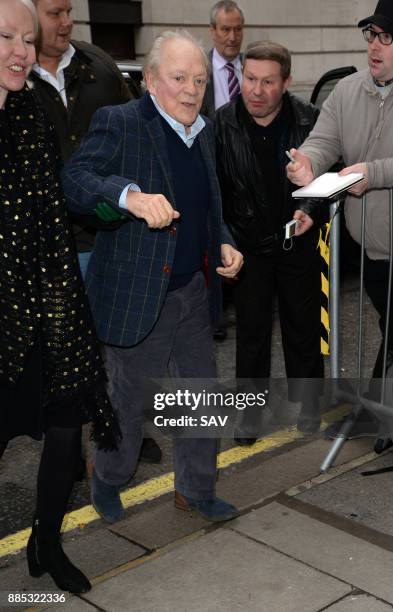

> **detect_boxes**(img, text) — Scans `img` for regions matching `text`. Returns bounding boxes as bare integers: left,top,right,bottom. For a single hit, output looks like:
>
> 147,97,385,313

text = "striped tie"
226,62,240,101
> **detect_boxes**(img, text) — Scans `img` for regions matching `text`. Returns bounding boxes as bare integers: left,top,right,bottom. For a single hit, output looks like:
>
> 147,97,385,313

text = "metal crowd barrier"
321,190,393,472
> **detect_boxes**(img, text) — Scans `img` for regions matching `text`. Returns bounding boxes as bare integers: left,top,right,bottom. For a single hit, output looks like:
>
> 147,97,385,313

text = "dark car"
310,65,357,109
116,61,143,98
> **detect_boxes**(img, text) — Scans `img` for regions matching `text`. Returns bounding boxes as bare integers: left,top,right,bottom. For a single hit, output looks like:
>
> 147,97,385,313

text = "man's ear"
283,75,293,93
145,70,156,95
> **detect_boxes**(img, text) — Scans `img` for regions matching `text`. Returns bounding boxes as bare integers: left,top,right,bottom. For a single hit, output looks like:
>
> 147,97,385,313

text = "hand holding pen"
285,148,314,186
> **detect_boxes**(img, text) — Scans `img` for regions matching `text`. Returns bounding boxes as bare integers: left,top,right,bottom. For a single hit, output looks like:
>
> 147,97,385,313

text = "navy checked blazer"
61,92,235,347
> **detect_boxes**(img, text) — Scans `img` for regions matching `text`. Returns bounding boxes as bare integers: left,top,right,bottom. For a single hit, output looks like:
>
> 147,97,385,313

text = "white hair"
1,0,39,34
142,29,210,88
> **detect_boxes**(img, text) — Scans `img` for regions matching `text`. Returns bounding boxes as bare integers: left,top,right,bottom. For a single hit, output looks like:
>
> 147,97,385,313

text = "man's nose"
253,81,264,96
183,78,198,95
61,13,73,28
369,34,382,50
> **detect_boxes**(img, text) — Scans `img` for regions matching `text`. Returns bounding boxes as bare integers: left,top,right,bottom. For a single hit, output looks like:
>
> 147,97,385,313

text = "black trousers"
234,237,324,402
364,256,393,378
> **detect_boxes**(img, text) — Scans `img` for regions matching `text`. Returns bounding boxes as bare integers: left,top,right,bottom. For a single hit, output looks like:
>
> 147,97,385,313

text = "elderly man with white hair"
62,30,243,524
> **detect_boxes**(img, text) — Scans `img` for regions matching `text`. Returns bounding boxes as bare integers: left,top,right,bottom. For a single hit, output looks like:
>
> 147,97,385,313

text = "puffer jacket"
215,92,322,253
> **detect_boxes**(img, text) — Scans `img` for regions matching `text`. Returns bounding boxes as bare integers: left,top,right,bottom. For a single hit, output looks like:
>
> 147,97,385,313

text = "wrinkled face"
36,0,73,60
366,24,393,83
146,39,207,132
210,8,243,61
0,0,36,107
241,58,291,126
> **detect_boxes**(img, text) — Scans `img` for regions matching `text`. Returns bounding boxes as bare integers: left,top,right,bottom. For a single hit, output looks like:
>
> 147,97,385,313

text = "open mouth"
8,65,25,74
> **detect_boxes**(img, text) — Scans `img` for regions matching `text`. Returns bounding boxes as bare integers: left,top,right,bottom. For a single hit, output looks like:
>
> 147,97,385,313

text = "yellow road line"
0,404,350,559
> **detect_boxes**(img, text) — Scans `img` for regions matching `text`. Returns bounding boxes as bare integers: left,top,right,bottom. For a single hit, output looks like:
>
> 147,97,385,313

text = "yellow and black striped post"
319,221,331,355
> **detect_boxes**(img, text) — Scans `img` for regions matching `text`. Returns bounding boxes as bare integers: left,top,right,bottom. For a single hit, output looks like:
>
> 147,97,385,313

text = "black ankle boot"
27,519,91,594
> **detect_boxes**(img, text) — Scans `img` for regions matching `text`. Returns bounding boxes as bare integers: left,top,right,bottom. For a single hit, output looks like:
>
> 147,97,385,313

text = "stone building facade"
75,0,375,99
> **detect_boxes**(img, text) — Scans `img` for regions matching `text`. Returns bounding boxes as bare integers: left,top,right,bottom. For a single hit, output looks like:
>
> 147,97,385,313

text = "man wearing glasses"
287,0,393,440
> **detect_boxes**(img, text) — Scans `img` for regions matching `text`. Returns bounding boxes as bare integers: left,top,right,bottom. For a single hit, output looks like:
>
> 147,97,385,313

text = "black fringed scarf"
0,87,121,450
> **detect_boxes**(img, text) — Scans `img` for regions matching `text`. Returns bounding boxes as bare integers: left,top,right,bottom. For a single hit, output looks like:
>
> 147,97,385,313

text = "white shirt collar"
32,44,76,107
150,94,206,148
212,47,242,72
33,43,75,79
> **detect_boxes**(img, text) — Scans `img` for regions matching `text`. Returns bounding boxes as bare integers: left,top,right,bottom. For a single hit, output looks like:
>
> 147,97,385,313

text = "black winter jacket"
29,40,131,162
215,92,324,254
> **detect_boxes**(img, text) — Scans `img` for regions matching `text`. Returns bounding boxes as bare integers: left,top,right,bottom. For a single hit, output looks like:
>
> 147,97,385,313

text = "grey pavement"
3,270,393,611
33,439,393,612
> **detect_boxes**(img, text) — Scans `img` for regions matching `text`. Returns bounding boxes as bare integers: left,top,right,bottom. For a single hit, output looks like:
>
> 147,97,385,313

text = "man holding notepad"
287,0,393,440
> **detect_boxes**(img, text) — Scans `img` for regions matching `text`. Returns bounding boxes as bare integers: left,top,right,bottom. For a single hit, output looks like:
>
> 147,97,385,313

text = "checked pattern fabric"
225,62,240,101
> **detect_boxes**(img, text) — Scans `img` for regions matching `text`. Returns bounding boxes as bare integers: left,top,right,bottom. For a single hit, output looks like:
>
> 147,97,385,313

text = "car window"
311,66,357,109
116,62,143,98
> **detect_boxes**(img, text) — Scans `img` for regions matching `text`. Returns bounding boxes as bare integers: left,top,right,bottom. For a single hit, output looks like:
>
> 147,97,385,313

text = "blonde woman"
0,0,120,593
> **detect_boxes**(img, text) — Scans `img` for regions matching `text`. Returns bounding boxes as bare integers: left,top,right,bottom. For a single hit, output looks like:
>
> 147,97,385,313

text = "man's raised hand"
286,148,314,186
126,191,180,228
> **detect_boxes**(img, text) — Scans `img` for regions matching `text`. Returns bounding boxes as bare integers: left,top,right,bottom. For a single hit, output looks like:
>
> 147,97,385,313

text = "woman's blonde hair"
4,0,40,35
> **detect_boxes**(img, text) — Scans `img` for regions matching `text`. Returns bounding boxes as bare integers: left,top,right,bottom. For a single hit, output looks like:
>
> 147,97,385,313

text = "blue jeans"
95,272,218,500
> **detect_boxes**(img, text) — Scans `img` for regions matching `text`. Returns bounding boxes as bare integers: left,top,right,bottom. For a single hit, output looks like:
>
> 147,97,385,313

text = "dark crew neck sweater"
240,95,291,236
160,118,210,290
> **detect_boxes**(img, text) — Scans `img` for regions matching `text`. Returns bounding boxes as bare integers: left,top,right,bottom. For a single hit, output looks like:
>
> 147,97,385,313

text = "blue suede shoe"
91,469,124,523
175,490,239,522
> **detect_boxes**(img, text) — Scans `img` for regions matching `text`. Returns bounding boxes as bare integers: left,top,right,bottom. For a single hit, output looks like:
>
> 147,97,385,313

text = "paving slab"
325,593,393,611
109,437,372,552
0,528,144,594
110,499,207,550
83,529,351,612
215,437,372,511
230,501,393,604
41,597,98,612
297,451,393,536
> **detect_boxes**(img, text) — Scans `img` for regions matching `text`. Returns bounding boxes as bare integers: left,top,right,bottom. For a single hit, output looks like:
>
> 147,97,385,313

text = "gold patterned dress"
0,89,120,450
0,107,45,440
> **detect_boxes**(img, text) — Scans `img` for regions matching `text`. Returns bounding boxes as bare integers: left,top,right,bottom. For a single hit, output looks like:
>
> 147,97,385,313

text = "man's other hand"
286,148,314,186
126,191,180,228
293,210,314,236
339,163,368,196
217,244,244,278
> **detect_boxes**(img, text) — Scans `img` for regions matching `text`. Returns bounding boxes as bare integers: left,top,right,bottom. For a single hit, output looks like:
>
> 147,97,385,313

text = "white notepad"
292,172,364,199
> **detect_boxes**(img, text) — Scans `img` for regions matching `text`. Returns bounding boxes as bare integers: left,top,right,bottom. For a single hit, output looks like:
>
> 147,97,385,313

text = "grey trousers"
95,272,218,500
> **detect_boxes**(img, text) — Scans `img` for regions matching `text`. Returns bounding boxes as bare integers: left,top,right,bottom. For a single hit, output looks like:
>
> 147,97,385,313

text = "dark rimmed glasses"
362,26,393,45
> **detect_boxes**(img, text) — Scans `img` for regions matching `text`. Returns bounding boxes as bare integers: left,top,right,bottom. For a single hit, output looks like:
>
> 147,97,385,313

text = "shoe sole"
234,439,257,446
